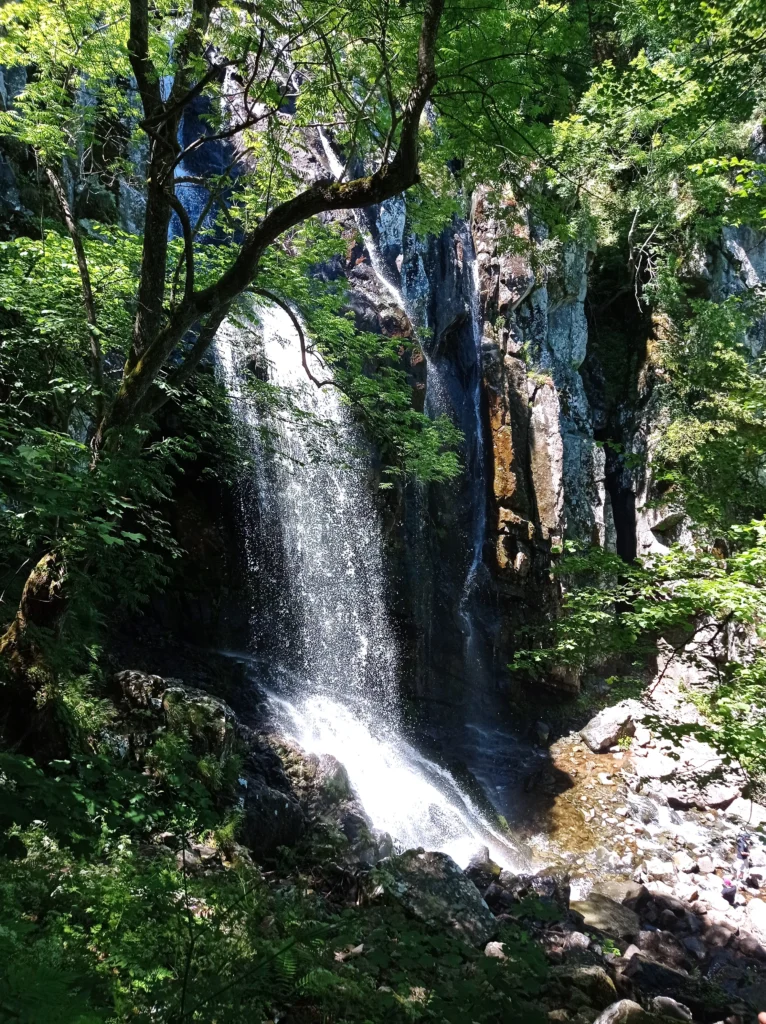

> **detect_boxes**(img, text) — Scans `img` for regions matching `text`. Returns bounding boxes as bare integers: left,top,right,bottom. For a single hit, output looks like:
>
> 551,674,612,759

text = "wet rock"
651,996,692,1021
536,720,552,745
312,755,354,807
569,893,640,940
337,810,388,866
580,701,644,753
627,795,661,825
465,846,502,891
381,850,497,946
591,1000,655,1024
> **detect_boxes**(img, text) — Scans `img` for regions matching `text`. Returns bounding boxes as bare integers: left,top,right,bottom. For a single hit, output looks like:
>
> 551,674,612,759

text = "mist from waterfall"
215,303,525,870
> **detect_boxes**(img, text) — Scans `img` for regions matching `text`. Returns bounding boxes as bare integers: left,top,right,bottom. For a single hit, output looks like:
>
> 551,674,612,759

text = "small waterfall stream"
216,303,526,869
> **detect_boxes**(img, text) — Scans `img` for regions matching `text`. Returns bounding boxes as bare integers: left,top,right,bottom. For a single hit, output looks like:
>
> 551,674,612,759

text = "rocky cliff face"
380,184,766,701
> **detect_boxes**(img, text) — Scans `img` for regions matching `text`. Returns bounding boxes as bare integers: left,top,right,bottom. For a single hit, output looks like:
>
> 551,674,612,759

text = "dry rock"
570,893,640,940
744,897,766,945
651,996,692,1021
381,850,497,946
580,701,644,753
590,1000,655,1024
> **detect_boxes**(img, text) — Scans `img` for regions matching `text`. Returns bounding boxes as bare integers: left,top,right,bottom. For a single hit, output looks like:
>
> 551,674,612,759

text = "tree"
0,0,589,691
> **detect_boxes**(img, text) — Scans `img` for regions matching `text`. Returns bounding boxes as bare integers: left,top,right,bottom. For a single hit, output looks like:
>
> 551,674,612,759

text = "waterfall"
215,301,526,870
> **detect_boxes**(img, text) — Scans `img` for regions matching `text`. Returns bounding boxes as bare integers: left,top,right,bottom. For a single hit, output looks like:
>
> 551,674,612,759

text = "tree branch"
141,305,231,418
97,0,445,442
45,168,104,421
128,0,163,120
250,288,335,389
167,193,195,302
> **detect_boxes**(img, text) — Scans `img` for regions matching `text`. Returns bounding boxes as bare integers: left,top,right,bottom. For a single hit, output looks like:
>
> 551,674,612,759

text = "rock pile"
457,847,766,1022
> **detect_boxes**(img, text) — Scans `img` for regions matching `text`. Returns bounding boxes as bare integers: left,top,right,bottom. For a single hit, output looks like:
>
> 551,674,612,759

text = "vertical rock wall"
468,190,615,682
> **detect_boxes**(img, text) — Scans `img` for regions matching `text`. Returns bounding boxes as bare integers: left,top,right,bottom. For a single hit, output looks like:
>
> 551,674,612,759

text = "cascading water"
216,301,527,869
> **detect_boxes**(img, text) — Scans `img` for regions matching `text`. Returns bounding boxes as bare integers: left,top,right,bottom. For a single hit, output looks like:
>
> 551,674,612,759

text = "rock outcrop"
377,849,497,946
112,668,396,863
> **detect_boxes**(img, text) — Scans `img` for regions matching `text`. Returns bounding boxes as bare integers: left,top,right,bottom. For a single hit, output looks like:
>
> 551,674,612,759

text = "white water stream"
216,302,525,869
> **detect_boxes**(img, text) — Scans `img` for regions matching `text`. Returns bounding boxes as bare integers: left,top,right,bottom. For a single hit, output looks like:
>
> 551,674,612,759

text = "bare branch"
250,288,335,389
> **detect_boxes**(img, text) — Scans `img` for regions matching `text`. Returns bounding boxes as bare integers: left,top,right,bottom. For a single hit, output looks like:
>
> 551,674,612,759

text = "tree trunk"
0,551,67,752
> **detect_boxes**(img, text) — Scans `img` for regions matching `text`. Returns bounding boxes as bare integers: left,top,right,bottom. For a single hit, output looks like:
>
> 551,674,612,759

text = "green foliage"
652,292,766,532
245,222,464,483
0,729,548,1023
515,524,766,783
515,0,766,799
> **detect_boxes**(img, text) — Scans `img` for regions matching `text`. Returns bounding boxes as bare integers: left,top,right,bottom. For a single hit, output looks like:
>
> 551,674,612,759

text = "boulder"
494,870,571,914
580,701,644,753
622,956,702,1010
465,846,502,891
161,685,239,757
381,850,497,946
744,898,766,945
337,810,391,866
596,880,651,911
590,1000,655,1024
551,964,617,1010
639,739,744,811
116,668,166,708
570,892,640,940
733,929,766,961
561,930,591,952
682,935,707,961
484,941,507,959
637,929,689,971
651,996,692,1021
672,851,696,874
725,797,766,828
645,858,676,883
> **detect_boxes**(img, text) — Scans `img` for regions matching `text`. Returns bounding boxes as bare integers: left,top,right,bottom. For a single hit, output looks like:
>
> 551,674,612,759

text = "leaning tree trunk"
0,551,68,753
